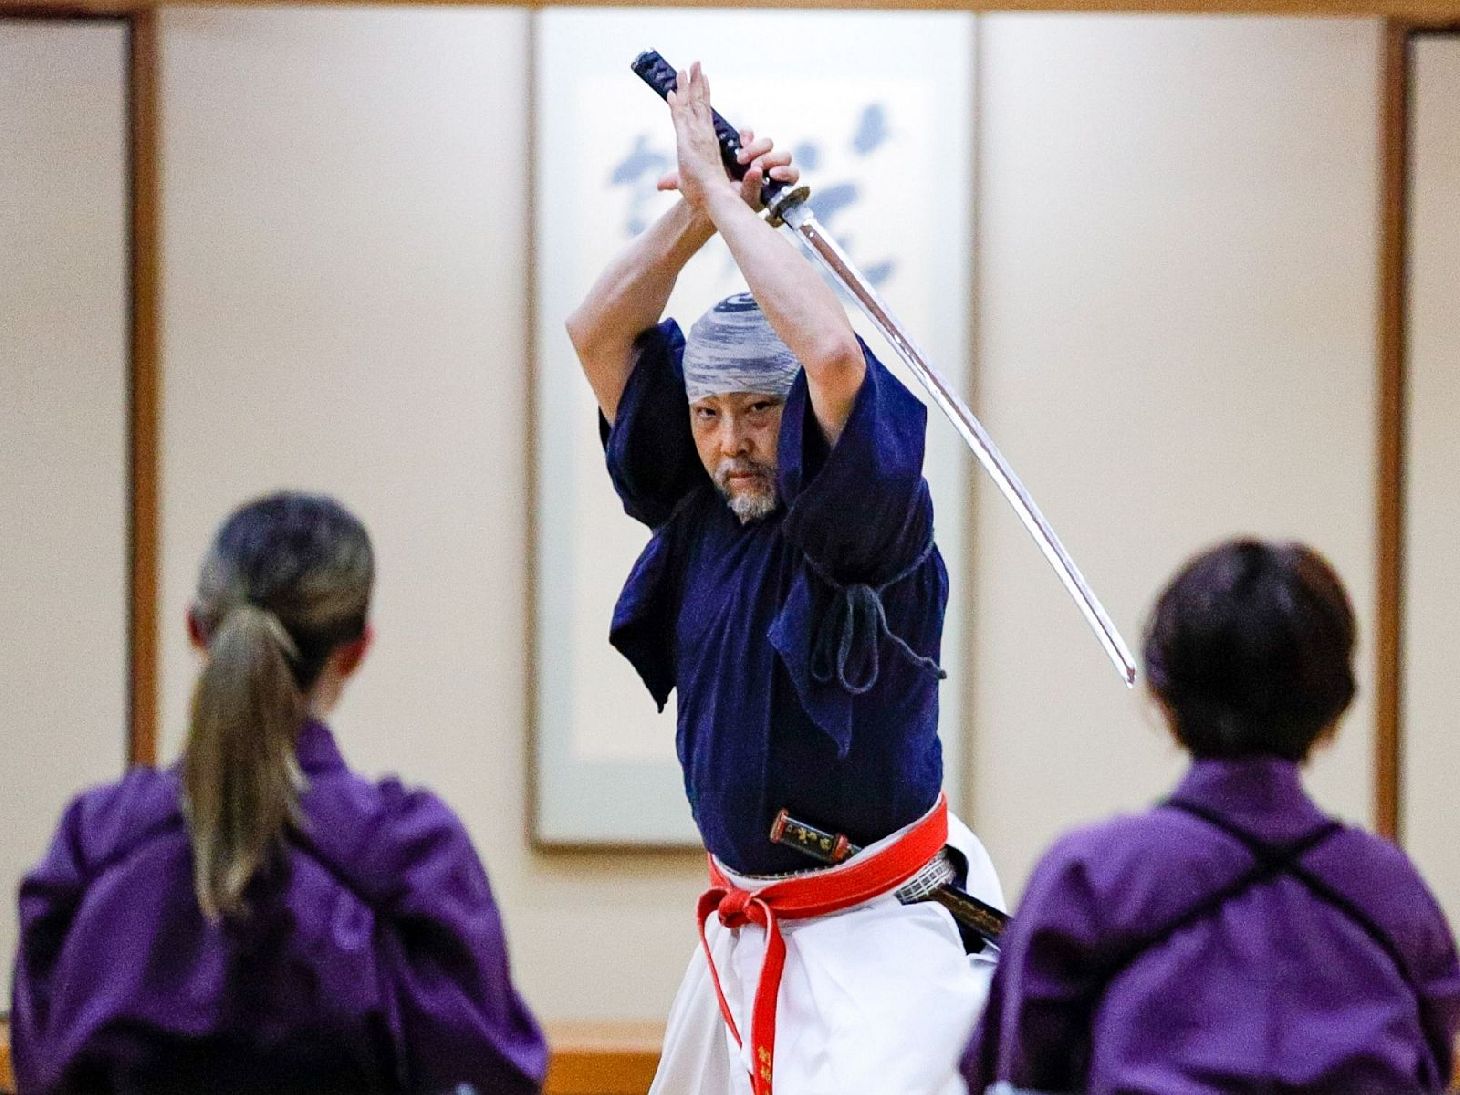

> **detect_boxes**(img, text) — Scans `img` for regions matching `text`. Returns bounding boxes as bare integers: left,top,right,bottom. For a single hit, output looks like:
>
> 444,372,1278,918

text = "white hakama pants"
649,814,1003,1095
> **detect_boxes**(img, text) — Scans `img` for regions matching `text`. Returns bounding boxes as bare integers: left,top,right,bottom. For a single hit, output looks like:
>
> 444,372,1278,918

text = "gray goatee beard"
714,458,779,524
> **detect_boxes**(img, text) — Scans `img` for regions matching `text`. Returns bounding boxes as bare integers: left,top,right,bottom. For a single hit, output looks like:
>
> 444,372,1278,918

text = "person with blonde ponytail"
11,492,547,1094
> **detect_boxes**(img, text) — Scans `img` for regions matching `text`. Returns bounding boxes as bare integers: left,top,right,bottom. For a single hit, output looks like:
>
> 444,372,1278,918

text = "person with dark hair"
11,492,546,1095
960,538,1460,1094
567,63,1002,1095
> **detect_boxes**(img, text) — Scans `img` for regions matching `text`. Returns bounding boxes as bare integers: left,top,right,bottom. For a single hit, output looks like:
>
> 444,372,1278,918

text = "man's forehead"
690,391,787,410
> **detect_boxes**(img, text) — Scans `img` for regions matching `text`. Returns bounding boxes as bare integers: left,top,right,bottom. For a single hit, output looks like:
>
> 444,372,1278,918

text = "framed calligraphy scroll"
532,8,975,846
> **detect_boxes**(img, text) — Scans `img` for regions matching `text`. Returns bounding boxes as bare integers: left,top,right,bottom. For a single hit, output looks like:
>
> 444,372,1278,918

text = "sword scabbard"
928,887,1009,942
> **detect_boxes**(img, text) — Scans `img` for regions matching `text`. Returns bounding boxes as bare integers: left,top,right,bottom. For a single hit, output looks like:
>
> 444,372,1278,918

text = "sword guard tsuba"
764,185,811,228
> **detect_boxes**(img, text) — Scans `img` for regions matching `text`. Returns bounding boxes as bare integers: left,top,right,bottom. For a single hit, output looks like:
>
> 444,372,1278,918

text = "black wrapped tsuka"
631,49,787,211
769,809,855,865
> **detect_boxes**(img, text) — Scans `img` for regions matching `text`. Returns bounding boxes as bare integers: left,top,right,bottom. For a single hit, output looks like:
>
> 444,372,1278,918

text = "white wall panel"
1401,36,1460,930
0,19,130,1001
158,7,702,1021
970,16,1382,902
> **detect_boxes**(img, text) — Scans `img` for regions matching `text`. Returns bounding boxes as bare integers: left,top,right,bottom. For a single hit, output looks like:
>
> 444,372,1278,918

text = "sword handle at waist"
770,808,1008,945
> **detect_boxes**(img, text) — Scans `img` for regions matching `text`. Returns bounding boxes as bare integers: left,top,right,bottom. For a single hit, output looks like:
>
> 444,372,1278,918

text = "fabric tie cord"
805,538,946,695
696,794,950,1095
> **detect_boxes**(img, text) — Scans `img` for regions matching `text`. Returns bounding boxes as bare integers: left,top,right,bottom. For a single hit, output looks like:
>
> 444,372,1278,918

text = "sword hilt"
631,50,807,225
769,808,1008,946
770,808,855,865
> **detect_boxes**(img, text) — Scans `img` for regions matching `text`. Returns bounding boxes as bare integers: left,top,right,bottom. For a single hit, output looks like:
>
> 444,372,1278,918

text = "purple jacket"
11,721,546,1094
963,758,1460,1094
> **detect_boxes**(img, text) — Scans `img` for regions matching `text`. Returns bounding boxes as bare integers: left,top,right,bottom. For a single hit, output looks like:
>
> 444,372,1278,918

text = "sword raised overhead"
633,51,1136,687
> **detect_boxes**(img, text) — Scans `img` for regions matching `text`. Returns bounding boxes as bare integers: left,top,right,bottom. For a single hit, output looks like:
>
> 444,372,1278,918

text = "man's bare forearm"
566,199,716,424
702,190,863,442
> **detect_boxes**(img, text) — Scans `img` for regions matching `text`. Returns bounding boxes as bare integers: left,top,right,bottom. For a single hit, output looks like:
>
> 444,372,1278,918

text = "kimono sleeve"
778,339,933,585
369,784,547,1094
10,794,90,1094
608,495,695,711
600,319,704,530
767,341,945,754
960,833,1108,1095
1404,874,1460,1084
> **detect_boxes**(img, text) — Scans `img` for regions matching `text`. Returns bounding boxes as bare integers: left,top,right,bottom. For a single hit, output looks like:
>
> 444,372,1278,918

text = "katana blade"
777,200,1137,687
631,50,1137,686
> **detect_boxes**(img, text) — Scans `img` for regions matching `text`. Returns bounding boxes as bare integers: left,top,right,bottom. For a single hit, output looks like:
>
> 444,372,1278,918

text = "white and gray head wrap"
683,293,800,403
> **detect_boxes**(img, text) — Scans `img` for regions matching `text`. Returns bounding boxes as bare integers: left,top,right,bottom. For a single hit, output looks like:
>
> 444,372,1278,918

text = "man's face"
690,391,785,523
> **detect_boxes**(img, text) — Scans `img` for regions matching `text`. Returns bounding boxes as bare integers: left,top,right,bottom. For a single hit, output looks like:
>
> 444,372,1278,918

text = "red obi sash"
695,793,949,1095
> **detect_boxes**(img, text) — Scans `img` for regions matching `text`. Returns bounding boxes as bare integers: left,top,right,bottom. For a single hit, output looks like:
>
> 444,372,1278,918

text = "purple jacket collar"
295,718,349,777
1170,755,1332,844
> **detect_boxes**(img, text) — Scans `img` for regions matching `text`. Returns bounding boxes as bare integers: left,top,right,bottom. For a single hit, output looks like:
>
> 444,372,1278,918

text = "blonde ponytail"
183,604,306,919
181,492,373,920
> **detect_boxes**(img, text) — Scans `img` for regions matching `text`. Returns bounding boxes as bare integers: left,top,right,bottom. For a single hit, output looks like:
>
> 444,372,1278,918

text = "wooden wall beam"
1373,20,1460,842
1373,19,1409,842
128,7,161,768
8,0,1460,17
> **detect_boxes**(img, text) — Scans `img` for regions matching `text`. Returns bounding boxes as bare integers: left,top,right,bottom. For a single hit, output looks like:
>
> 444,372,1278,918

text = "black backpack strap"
1164,797,1344,874
1076,802,1445,1087
1167,797,1440,1069
1093,803,1343,988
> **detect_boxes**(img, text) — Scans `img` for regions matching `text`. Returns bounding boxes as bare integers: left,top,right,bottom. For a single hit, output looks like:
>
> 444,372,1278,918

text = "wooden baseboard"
0,1016,662,1095
1,1016,11,1095
4,1013,1457,1093
543,1020,662,1095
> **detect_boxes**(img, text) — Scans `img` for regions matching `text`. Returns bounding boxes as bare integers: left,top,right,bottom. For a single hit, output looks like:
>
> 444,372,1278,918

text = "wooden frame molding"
1373,18,1460,842
1373,18,1410,843
127,8,161,768
2,6,158,770
6,0,1460,14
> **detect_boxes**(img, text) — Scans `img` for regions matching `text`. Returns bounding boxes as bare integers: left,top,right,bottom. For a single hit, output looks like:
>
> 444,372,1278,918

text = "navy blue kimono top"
603,319,948,875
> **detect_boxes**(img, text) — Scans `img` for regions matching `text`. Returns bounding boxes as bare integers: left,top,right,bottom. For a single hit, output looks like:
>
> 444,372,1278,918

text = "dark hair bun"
1143,539,1356,762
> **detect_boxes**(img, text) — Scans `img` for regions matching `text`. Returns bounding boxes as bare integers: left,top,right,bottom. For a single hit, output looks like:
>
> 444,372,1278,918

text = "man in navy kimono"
567,63,1002,1095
